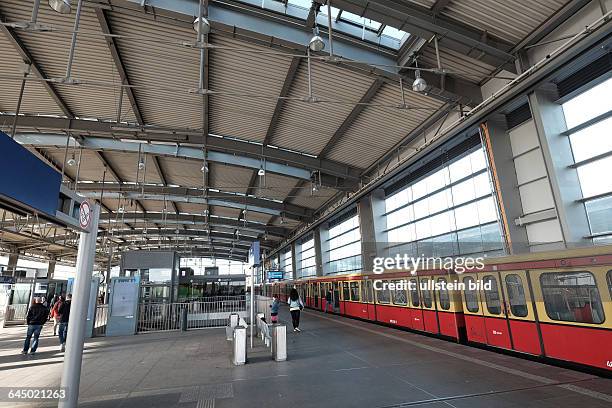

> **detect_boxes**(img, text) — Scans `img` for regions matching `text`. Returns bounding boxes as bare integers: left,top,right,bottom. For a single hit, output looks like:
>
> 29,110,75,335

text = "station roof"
0,0,583,263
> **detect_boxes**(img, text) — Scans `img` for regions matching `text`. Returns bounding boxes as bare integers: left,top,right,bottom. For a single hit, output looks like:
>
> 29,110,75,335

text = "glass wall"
384,147,504,257
280,247,293,279
562,77,612,243
297,235,316,278
325,213,362,274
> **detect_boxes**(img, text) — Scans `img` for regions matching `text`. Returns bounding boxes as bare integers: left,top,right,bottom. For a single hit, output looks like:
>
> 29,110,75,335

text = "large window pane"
540,272,605,324
576,156,612,198
562,77,612,128
569,117,612,162
585,196,612,235
483,275,502,315
463,276,479,312
505,274,528,317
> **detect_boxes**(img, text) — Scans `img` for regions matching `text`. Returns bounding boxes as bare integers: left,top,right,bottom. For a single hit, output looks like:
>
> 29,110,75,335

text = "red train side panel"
508,320,541,355
375,305,411,328
464,314,487,344
540,323,612,370
437,311,463,340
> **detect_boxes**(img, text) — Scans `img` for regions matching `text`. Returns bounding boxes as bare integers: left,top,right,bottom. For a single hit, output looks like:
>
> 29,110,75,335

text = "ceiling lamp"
138,158,145,170
48,0,71,14
118,206,125,213
67,153,76,167
193,16,211,35
309,35,325,52
258,167,265,176
412,69,427,93
201,163,208,172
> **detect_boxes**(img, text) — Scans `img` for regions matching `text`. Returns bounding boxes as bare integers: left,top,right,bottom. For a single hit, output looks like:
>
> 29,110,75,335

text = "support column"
313,229,323,277
47,261,56,280
7,253,18,277
357,197,376,272
370,189,388,258
529,88,591,246
482,116,530,254
290,243,297,281
58,203,100,408
318,226,329,276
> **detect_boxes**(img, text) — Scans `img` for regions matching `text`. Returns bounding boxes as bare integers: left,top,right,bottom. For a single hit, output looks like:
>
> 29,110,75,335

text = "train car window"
366,280,373,303
377,280,390,304
391,281,407,305
410,279,420,307
342,282,350,301
463,276,479,312
421,279,433,308
607,270,612,298
483,275,502,315
540,272,605,324
437,278,451,310
360,281,367,303
505,274,528,317
350,282,361,302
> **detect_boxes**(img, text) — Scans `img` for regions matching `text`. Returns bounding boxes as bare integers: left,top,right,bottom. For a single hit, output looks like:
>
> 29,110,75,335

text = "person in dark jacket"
22,297,48,355
325,290,333,313
57,294,72,352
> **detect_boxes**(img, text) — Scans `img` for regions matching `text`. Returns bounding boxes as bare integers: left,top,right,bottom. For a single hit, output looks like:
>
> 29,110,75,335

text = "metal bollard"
180,308,188,331
271,324,287,362
232,326,247,365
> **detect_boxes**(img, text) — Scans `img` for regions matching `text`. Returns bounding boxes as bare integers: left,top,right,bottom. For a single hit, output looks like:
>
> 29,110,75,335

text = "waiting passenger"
270,295,280,323
22,297,48,355
57,294,72,352
288,287,304,332
325,290,333,313
49,295,61,336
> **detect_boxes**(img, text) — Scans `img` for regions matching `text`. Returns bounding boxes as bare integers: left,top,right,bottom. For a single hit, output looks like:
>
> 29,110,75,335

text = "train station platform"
1,307,611,408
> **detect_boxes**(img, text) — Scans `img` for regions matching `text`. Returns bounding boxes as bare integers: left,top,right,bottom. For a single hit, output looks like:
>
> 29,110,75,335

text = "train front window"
437,278,451,310
483,275,502,315
391,281,407,305
410,279,420,307
540,271,605,324
505,274,528,317
350,282,361,301
463,276,479,312
377,280,390,304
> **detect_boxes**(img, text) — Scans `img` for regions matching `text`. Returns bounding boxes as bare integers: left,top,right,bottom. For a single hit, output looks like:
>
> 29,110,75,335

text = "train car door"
314,282,319,309
341,281,349,314
408,277,424,331
461,273,486,344
363,279,376,320
481,273,513,350
333,281,340,313
499,270,541,355
418,276,439,334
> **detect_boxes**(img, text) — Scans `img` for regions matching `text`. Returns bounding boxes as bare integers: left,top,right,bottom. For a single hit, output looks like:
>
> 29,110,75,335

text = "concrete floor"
0,307,611,408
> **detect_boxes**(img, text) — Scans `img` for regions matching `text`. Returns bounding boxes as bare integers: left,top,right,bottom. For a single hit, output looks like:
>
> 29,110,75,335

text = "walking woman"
288,287,304,332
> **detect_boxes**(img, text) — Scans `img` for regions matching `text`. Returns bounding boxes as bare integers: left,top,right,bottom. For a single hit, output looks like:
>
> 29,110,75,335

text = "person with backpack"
287,287,304,332
57,294,72,352
22,297,48,355
49,294,61,336
270,295,280,323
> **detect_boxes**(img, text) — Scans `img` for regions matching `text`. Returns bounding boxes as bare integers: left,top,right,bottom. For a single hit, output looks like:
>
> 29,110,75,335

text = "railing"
93,305,108,337
2,304,28,326
137,296,247,333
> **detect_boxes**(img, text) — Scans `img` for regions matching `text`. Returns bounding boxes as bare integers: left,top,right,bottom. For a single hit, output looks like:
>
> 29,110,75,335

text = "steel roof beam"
0,16,73,117
73,183,313,219
319,78,384,158
326,0,517,72
8,122,361,185
150,155,180,215
95,8,145,125
98,212,289,236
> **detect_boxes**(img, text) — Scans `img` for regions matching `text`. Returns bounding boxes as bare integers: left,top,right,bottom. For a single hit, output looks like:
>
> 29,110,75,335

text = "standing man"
22,297,48,355
325,289,332,313
57,294,72,352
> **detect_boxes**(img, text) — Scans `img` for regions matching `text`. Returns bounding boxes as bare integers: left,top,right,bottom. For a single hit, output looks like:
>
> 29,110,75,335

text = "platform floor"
1,307,611,408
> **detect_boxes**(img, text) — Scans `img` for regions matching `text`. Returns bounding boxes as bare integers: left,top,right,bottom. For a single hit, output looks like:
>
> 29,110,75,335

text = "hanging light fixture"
48,0,71,14
118,206,125,213
193,16,211,34
412,62,427,93
201,162,208,172
309,34,325,52
138,158,145,170
258,166,265,176
67,153,76,166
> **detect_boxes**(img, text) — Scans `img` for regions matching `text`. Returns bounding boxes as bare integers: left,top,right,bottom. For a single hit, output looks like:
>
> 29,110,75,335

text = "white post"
58,203,100,408
250,266,254,349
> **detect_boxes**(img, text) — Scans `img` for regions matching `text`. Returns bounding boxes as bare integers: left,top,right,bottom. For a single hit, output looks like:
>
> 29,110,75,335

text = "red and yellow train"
263,246,612,374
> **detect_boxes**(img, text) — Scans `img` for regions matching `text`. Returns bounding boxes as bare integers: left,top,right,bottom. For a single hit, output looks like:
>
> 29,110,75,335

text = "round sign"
79,200,92,229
